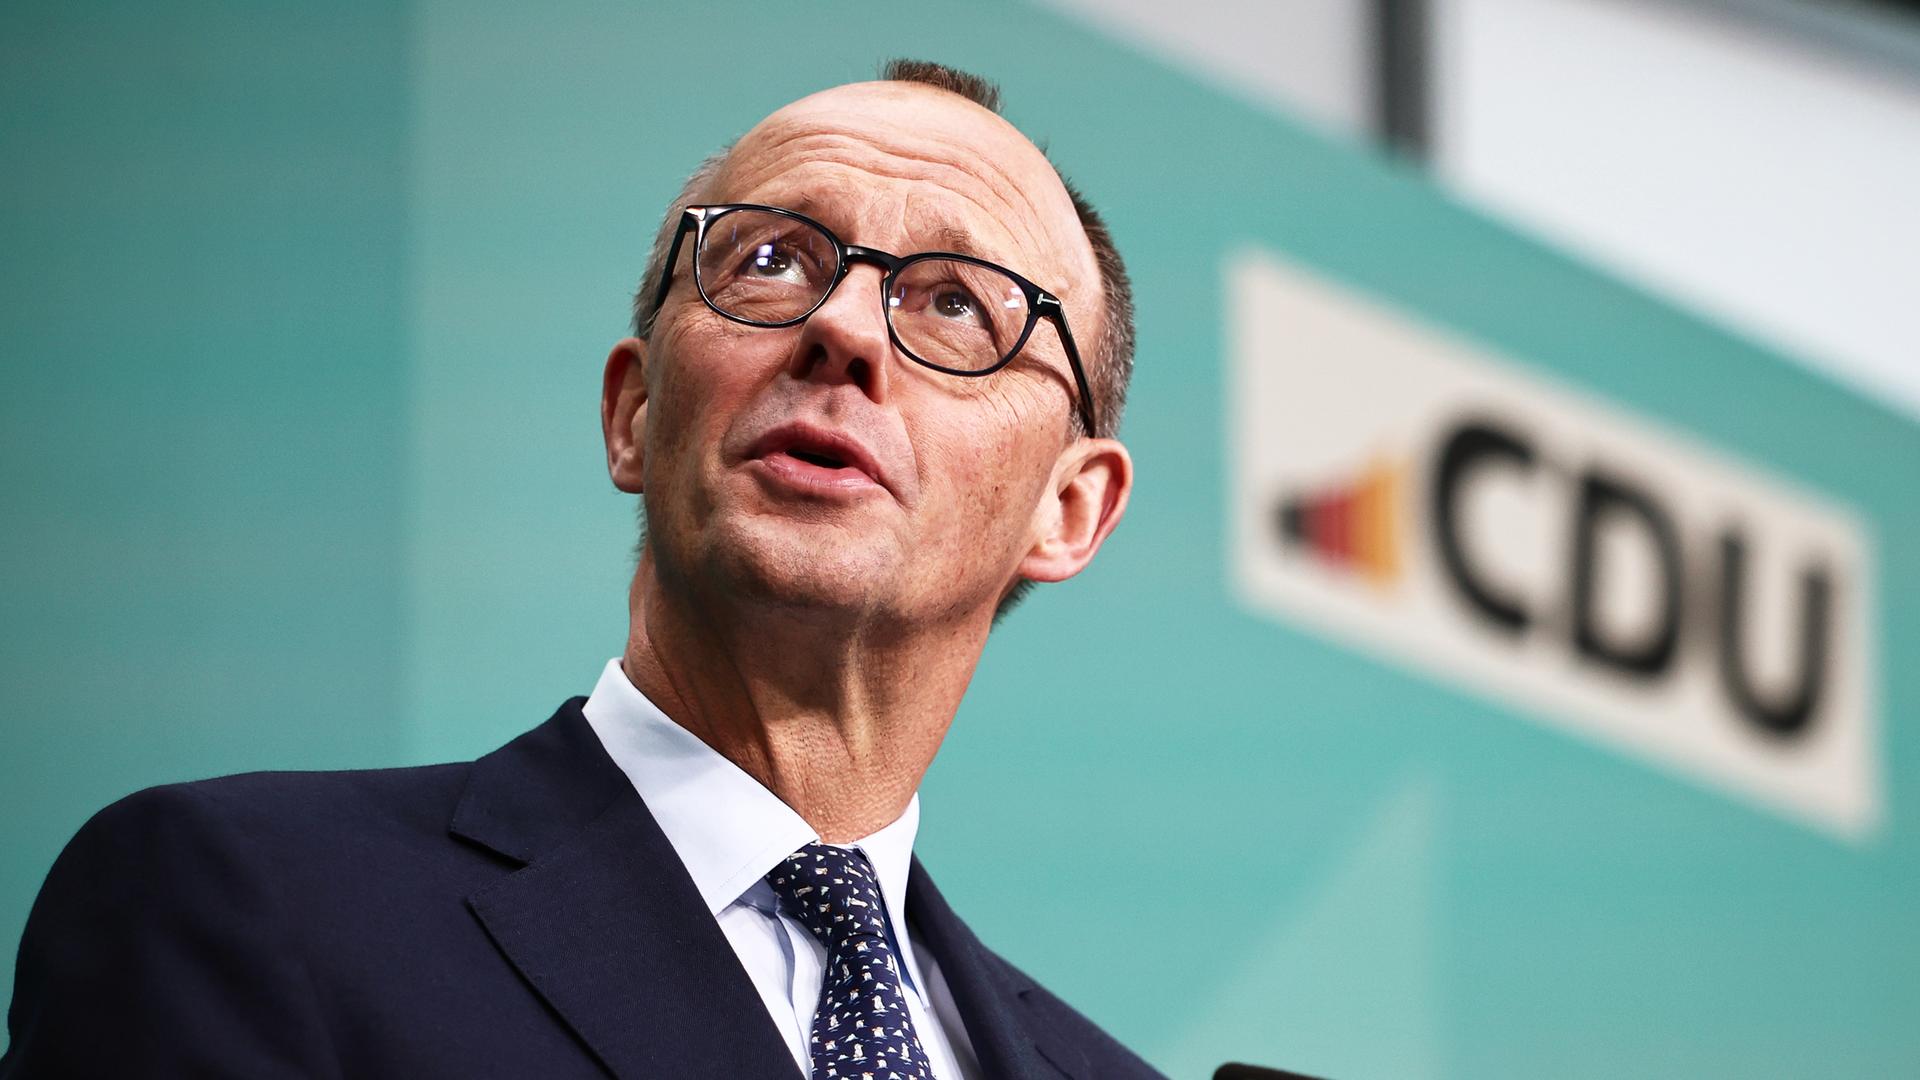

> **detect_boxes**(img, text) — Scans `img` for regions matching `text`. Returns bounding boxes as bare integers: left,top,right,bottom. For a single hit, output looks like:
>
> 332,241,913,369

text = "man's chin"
703,516,900,616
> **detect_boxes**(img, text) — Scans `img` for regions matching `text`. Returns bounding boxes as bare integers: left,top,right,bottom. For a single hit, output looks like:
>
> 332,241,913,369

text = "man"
2,60,1158,1078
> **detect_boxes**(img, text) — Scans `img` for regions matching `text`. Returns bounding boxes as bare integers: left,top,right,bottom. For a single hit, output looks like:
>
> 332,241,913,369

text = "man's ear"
601,337,650,493
1017,436,1133,584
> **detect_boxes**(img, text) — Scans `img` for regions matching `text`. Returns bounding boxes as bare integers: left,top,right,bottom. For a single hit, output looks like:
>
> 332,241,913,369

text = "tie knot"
765,842,890,946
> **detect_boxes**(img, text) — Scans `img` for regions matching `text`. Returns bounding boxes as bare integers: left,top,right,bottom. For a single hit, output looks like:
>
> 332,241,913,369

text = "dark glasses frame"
648,203,1099,437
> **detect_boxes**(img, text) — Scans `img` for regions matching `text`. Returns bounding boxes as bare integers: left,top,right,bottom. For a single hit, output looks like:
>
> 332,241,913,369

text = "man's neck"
618,555,989,843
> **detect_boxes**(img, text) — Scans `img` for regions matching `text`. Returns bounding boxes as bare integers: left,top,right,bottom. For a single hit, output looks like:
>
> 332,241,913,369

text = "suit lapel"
448,700,1085,1080
450,701,800,1080
907,859,1090,1080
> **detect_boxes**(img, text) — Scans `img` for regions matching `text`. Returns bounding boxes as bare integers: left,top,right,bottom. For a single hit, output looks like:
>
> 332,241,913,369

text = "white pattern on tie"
767,844,936,1080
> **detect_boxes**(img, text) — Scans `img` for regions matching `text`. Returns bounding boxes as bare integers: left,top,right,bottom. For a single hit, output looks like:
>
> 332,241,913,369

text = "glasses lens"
887,258,1029,373
696,209,839,324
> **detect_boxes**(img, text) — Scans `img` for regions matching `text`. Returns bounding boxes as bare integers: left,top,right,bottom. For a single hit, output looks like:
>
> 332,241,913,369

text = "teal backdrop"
4,3,1917,1077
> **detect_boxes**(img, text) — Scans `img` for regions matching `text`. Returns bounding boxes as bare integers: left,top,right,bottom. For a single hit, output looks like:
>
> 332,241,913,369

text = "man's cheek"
649,362,724,469
923,466,1028,566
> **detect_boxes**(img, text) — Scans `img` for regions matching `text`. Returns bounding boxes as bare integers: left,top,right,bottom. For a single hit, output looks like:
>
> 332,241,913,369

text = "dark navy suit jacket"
2,699,1164,1078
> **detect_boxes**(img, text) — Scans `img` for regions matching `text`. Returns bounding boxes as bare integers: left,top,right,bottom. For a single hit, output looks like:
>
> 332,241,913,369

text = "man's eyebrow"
896,216,1028,270
919,222,993,262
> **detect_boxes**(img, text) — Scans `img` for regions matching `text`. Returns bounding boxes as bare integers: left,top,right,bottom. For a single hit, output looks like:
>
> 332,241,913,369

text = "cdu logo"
1230,251,1878,840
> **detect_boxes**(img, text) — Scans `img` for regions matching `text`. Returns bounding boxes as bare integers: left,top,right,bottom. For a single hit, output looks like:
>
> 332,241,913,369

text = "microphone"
1213,1065,1328,1080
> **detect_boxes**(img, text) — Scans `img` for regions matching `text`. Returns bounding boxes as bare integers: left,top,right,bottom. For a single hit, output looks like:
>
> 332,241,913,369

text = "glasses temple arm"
644,212,697,336
1043,299,1099,437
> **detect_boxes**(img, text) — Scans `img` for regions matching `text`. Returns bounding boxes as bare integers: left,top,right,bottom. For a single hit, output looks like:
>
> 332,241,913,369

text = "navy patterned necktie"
766,843,936,1080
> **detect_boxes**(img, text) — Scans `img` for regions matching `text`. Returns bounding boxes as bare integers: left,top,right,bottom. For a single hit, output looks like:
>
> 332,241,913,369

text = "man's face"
611,81,1115,627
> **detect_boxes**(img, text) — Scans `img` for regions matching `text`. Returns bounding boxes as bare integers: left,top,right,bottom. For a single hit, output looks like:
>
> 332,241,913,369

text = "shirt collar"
580,659,924,952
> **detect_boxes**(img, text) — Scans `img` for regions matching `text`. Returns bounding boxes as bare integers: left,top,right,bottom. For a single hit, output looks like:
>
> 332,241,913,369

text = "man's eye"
745,243,801,278
931,286,982,321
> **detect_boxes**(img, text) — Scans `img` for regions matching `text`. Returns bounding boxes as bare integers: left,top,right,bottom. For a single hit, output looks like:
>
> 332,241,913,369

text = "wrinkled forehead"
712,82,1098,309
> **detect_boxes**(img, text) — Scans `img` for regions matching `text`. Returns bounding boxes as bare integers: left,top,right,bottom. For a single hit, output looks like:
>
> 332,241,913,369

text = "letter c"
1431,419,1536,635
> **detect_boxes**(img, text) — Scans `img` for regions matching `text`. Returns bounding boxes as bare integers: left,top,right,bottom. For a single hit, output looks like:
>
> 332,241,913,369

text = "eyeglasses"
647,203,1098,436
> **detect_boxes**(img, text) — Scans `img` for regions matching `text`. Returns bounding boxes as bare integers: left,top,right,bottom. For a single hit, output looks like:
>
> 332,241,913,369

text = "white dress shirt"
581,658,981,1079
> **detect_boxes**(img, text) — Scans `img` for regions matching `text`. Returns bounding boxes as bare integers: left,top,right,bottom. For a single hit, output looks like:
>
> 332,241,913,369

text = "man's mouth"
745,423,890,497
783,447,849,470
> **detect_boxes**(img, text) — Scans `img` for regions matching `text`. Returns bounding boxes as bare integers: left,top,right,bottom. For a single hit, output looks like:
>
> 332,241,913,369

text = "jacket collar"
907,859,1089,1080
450,699,799,1080
449,698,1084,1080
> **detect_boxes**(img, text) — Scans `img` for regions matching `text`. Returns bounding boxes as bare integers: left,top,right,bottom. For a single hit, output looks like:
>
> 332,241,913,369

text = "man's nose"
787,264,892,405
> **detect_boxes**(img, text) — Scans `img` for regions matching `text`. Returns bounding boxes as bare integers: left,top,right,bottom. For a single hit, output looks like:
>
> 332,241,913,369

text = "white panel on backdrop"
1034,0,1374,139
1431,0,1920,422
1228,250,1880,840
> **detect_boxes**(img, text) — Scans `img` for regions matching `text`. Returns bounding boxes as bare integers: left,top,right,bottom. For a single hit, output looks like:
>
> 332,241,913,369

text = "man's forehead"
713,82,1097,297
777,186,1004,261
